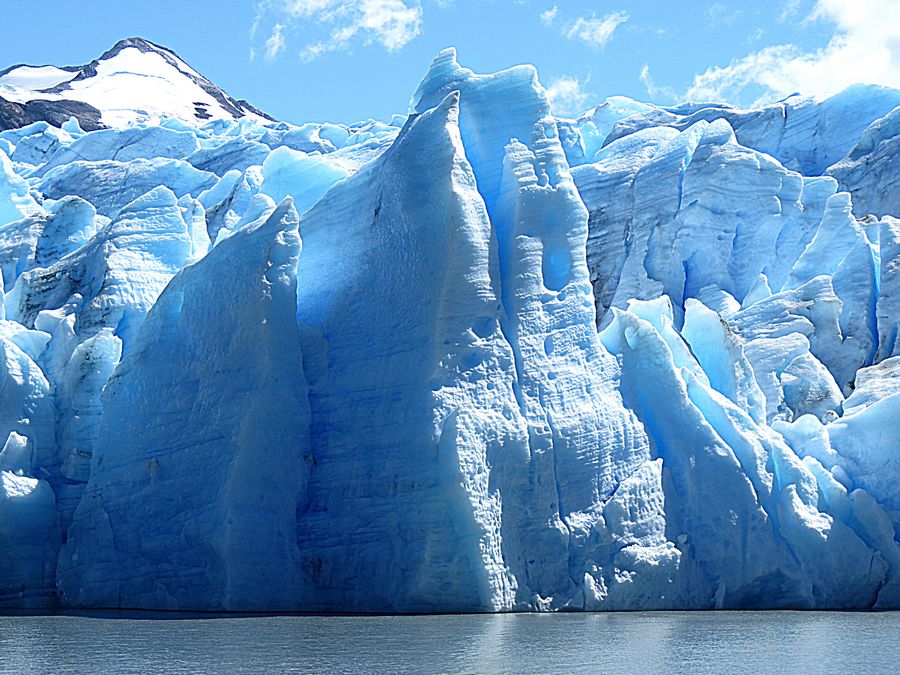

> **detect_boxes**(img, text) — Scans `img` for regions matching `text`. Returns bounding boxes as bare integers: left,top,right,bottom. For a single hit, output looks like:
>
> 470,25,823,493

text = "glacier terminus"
0,38,899,612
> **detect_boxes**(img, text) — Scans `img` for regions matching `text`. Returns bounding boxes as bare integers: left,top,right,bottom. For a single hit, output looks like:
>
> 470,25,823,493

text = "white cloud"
706,3,741,27
358,0,423,51
639,64,676,100
565,11,629,49
778,0,805,22
283,0,336,16
540,6,558,26
748,27,765,43
259,0,423,61
265,22,286,59
544,75,595,116
686,0,900,105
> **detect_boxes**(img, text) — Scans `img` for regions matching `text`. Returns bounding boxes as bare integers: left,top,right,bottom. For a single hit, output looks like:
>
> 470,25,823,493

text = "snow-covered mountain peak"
0,37,273,130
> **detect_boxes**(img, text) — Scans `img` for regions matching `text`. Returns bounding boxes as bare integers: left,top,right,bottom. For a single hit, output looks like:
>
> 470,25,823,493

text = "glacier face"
0,45,898,612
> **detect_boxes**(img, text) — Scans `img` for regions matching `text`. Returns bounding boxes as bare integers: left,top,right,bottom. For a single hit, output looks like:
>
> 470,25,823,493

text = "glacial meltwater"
0,611,897,673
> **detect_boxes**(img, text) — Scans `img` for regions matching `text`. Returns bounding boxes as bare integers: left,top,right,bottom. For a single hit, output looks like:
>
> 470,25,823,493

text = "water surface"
0,611,896,673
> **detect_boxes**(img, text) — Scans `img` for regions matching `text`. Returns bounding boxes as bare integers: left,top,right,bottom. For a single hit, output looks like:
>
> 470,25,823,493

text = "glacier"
0,42,898,612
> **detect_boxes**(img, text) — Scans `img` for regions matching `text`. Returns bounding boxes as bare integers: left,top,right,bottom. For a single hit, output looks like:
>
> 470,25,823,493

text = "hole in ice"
472,316,494,339
462,352,483,369
542,245,571,292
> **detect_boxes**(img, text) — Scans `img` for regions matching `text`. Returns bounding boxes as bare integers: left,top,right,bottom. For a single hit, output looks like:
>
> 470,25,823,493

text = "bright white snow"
1,40,270,128
0,65,76,95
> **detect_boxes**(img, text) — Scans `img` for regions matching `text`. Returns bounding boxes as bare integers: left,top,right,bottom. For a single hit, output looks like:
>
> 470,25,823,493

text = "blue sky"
4,0,898,124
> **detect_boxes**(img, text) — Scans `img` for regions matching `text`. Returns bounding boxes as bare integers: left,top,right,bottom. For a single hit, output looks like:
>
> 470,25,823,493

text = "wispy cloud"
639,64,676,100
747,27,765,43
254,0,423,61
283,0,336,16
686,0,900,105
705,3,741,27
778,0,805,22
565,11,629,49
540,5,558,26
265,22,286,59
544,75,595,116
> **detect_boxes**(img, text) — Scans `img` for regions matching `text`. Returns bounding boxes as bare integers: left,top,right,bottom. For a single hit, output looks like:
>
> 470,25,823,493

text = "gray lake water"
0,611,897,674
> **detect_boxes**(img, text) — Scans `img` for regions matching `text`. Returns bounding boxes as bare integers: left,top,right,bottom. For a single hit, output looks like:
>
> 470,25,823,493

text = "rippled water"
0,611,897,673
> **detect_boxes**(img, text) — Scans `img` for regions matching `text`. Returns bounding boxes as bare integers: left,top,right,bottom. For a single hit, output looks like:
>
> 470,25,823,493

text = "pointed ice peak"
436,46,457,60
430,47,459,71
410,48,466,114
390,90,465,171
408,50,554,220
267,196,300,232
411,49,542,119
421,89,461,126
442,88,461,109
117,185,179,216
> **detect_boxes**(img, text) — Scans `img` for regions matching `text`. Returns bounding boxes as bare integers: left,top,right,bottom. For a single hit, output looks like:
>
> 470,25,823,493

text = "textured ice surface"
36,158,218,218
60,200,309,610
599,85,900,176
829,106,900,218
0,197,102,291
0,47,897,611
32,126,200,177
